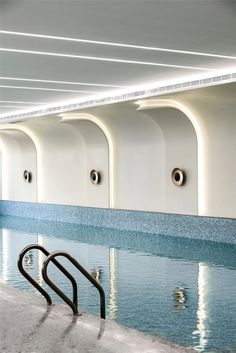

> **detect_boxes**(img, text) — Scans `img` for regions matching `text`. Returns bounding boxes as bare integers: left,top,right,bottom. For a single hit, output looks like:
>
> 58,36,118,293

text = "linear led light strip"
0,48,215,71
1,30,236,60
0,77,126,88
0,85,98,93
0,100,47,105
0,105,35,108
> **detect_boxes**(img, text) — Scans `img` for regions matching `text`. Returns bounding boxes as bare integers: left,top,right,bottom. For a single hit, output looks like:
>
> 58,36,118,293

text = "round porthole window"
172,168,185,186
23,170,32,183
90,169,101,185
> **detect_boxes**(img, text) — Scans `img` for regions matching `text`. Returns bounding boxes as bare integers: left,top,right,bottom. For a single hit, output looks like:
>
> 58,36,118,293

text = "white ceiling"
0,0,236,117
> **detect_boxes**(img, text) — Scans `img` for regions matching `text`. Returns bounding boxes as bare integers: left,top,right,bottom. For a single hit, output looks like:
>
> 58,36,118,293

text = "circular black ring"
23,170,32,183
90,170,101,185
172,168,185,186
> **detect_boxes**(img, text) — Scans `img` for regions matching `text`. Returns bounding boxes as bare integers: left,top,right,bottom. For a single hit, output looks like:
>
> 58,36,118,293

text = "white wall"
62,118,109,208
87,104,165,212
0,130,37,202
19,119,87,206
139,106,198,215
163,84,236,218
187,99,236,218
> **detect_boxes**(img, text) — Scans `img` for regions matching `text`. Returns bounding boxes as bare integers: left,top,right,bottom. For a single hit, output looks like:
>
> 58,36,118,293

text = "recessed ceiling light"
1,30,236,60
0,48,215,71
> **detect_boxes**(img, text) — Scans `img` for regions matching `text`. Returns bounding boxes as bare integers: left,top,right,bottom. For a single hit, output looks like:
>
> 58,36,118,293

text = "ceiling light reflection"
109,248,117,320
196,263,208,352
37,234,44,287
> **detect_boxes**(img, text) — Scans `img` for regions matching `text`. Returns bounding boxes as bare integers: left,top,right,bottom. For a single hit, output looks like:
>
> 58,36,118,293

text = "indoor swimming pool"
0,215,235,353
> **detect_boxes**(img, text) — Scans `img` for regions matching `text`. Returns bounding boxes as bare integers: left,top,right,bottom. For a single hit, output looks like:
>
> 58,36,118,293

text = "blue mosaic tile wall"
0,200,235,244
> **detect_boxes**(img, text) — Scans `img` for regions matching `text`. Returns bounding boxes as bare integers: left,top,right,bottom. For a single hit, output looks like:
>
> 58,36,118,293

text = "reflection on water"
195,263,208,352
1,229,9,283
23,250,34,269
172,286,188,310
37,234,44,287
90,266,103,284
0,216,236,353
109,248,117,320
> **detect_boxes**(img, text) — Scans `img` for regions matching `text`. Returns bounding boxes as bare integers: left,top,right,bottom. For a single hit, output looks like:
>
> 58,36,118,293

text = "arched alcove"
170,87,236,218
61,114,110,208
0,129,37,202
15,119,87,206
137,102,198,215
81,105,165,212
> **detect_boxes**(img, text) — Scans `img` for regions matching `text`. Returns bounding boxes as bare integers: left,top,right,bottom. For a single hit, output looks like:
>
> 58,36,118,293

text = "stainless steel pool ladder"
18,244,105,319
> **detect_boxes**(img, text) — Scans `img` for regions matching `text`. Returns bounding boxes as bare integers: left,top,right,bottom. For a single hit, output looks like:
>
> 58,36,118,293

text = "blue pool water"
0,215,235,352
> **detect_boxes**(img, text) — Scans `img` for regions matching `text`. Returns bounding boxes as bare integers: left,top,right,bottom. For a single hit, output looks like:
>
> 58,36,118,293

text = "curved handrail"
42,251,106,319
18,245,78,307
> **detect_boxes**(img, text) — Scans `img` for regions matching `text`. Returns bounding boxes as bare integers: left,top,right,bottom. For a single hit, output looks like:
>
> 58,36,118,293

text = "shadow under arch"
136,99,205,215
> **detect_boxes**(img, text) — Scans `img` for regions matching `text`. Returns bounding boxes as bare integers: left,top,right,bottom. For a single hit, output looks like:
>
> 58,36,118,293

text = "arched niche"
137,101,198,215
16,118,87,206
172,86,236,218
0,129,37,202
82,104,165,212
61,114,110,208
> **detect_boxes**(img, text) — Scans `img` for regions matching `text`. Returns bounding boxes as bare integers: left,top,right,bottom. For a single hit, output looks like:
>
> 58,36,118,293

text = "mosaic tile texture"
0,200,235,244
